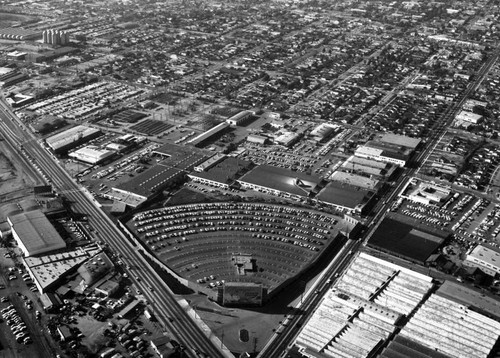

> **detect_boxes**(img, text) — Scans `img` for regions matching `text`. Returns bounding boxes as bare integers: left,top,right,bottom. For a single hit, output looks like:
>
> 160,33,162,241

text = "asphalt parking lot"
0,248,59,358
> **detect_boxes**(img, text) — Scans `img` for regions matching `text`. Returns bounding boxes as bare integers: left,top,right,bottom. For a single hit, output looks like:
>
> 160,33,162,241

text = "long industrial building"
0,27,40,41
8,210,66,257
45,125,101,153
295,252,500,358
187,122,229,147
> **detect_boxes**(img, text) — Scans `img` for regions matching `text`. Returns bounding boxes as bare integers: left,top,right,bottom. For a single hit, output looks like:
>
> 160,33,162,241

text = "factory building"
295,253,434,358
8,210,66,257
187,122,230,147
45,125,101,153
68,146,115,165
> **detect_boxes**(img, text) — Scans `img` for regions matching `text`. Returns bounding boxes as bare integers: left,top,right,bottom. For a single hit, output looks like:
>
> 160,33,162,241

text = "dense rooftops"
295,252,434,358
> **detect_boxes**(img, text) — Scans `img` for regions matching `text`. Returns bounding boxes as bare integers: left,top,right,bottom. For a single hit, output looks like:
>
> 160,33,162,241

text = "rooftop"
329,171,381,190
189,157,252,185
23,246,101,291
238,165,320,198
467,244,500,270
367,214,448,264
378,133,421,149
45,125,100,150
316,181,373,210
295,252,434,358
8,210,66,256
115,165,184,198
399,291,500,358
343,155,395,170
68,146,115,162
436,280,500,321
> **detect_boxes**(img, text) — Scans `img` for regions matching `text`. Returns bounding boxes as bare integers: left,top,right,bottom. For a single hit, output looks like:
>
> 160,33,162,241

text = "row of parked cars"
1,305,32,344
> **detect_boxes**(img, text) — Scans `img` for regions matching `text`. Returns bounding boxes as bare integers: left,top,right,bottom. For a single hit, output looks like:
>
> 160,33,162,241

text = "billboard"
222,282,264,306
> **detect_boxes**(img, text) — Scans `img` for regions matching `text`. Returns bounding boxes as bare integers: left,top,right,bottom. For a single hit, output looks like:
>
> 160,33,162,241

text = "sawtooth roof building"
296,253,500,358
295,252,434,358
8,210,66,257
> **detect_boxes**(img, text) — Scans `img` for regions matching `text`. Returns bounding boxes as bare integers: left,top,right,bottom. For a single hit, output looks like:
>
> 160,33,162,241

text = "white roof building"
68,146,115,164
456,110,482,124
310,123,339,142
354,145,407,167
45,125,101,152
464,245,500,276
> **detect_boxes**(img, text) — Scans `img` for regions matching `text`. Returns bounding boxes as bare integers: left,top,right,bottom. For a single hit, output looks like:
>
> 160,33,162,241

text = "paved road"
0,100,228,358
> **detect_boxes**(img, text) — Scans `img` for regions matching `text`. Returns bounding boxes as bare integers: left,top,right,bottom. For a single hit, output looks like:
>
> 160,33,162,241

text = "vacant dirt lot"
0,141,37,220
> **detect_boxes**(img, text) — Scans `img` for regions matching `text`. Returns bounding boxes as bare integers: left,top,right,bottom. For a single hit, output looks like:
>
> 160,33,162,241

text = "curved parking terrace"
128,202,342,292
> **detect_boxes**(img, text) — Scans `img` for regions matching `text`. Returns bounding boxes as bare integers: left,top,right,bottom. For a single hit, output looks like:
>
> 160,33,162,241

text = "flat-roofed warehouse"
367,213,448,264
378,133,421,150
7,210,66,257
329,171,382,191
316,181,376,214
68,146,115,165
45,125,101,153
237,165,320,200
